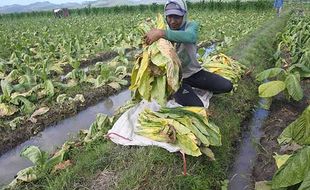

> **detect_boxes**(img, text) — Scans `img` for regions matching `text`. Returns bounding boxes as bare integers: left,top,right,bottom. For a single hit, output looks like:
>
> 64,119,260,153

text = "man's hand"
144,29,165,45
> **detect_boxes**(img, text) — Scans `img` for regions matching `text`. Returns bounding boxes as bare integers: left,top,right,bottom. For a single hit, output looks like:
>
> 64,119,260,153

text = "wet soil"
61,47,137,75
253,79,310,182
0,82,130,156
61,51,119,74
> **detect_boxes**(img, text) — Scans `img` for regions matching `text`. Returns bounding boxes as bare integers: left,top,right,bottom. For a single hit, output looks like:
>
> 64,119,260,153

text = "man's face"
167,15,183,30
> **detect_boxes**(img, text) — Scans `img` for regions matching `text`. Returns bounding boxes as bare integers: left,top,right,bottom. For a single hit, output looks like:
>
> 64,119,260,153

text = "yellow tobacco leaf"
273,153,291,169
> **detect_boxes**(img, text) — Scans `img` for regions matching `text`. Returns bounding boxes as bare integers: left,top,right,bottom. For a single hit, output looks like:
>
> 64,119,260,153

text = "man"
274,0,284,17
144,0,232,107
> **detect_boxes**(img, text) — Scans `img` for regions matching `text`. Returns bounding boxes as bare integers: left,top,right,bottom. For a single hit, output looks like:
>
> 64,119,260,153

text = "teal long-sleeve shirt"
164,21,198,44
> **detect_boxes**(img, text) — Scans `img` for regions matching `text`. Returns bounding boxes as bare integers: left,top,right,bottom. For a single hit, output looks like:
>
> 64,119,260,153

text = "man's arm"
144,21,198,45
144,29,165,45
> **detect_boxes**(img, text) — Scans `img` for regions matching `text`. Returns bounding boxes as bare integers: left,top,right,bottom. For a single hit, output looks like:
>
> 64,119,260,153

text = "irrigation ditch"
228,98,269,190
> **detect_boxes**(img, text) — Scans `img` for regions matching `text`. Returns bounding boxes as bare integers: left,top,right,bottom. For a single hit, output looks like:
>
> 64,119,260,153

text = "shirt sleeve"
164,21,198,44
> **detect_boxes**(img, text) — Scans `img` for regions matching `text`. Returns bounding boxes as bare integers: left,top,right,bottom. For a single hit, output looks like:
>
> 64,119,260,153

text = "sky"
0,0,87,7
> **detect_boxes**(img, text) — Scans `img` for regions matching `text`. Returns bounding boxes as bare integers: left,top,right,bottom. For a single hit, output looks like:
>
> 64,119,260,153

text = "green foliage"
278,106,310,145
82,113,113,143
258,81,286,98
1,80,13,101
285,73,303,101
260,13,310,101
274,13,310,69
257,65,306,101
255,68,284,82
21,146,49,167
271,106,310,189
272,146,310,189
8,144,70,188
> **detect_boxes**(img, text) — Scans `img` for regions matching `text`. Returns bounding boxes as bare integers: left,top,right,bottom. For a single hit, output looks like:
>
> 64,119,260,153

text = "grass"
11,9,292,190
228,10,290,73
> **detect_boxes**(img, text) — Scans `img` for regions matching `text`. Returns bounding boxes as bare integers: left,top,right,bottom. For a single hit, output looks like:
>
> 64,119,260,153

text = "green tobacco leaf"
8,116,25,130
151,52,169,68
84,114,111,143
117,79,128,86
0,103,17,117
288,64,310,78
8,166,38,187
51,63,63,74
273,42,282,60
108,82,122,90
11,96,35,114
256,68,284,82
206,122,222,146
160,107,221,146
11,90,33,100
285,73,303,101
18,73,36,86
46,142,70,169
200,147,215,161
167,119,191,135
115,66,128,78
1,80,13,100
298,171,310,190
44,80,55,97
255,181,272,190
177,117,210,147
272,146,310,189
176,133,201,157
114,100,138,117
16,167,37,182
21,146,48,166
278,106,310,145
56,94,67,104
6,69,20,82
258,81,286,98
150,76,166,106
273,153,292,169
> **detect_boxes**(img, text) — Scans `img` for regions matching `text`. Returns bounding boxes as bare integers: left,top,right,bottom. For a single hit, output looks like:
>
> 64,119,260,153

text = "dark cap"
165,2,186,16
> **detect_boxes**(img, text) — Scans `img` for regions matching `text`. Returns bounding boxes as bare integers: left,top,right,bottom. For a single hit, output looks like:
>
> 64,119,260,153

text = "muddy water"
0,90,131,186
228,99,269,190
202,43,216,57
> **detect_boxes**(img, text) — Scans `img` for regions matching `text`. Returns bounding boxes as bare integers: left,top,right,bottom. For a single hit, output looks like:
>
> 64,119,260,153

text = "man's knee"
223,80,233,93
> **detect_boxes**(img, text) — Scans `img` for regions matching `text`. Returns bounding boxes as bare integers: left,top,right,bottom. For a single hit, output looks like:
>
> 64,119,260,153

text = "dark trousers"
173,70,233,107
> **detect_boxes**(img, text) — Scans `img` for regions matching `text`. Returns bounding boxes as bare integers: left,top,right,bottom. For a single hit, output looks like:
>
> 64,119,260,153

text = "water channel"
228,98,269,190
